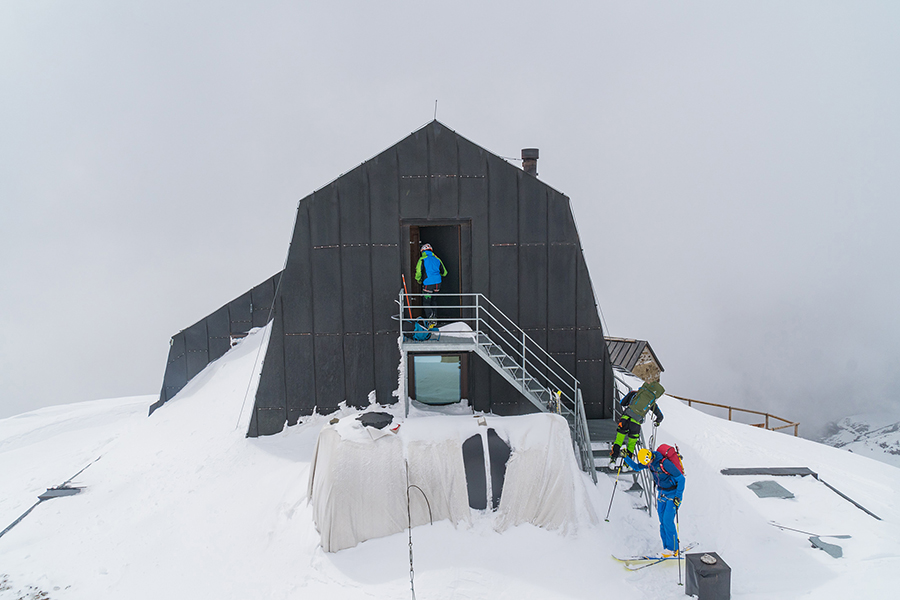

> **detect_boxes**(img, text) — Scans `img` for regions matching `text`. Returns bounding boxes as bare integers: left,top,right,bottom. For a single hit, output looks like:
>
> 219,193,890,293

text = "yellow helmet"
637,448,653,466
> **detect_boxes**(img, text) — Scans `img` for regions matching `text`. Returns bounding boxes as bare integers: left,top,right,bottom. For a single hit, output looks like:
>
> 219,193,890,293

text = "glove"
674,497,681,508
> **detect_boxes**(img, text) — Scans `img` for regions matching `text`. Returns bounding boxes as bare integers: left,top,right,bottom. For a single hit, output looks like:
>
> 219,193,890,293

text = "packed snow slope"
1,326,898,599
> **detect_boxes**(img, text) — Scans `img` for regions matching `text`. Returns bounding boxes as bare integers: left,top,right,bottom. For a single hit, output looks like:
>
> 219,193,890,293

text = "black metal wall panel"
398,132,428,218
311,247,342,333
458,139,489,293
207,306,231,362
283,201,313,334
428,122,459,219
548,242,577,353
284,334,315,417
255,311,287,431
228,291,252,334
314,334,345,412
254,408,287,437
371,245,401,333
518,244,547,330
552,352,577,384
310,185,341,247
518,175,547,244
338,164,369,245
487,156,518,244
373,332,399,405
489,245,518,322
576,257,599,329
468,352,491,413
251,277,277,329
548,192,577,244
341,245,373,334
161,332,187,403
488,370,520,415
343,334,375,408
368,152,400,245
184,320,209,380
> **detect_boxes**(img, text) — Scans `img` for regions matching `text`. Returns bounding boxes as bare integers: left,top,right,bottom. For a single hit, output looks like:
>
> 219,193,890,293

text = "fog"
2,1,898,437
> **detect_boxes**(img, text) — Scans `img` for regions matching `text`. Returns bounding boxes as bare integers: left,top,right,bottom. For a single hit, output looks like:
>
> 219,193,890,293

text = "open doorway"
406,223,465,320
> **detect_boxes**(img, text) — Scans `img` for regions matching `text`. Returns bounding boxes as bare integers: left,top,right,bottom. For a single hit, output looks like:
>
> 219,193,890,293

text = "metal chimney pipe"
521,148,539,176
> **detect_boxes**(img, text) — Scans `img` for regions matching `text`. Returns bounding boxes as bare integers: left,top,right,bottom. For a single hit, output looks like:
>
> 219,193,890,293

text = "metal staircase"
399,292,596,483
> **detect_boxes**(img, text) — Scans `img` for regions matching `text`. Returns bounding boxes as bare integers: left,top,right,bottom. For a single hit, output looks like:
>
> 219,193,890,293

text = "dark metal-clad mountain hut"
154,121,614,436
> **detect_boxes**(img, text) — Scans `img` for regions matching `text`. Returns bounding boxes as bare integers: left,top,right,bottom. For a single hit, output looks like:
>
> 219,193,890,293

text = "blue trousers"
657,495,679,551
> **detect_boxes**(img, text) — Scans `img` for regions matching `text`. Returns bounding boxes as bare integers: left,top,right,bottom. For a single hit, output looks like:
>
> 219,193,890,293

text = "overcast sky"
2,1,898,437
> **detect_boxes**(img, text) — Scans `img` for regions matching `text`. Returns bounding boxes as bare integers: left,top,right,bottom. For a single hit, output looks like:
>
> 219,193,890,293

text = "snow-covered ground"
1,327,899,599
820,413,900,469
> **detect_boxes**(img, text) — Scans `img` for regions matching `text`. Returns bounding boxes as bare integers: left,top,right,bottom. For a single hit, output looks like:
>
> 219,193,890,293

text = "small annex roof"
604,337,664,373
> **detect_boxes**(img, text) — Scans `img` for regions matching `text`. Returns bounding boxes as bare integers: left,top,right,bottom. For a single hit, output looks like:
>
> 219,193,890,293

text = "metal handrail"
399,292,595,481
401,293,579,405
401,293,577,401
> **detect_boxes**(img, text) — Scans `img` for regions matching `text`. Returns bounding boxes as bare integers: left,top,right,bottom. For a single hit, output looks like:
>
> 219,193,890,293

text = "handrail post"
475,295,480,340
521,331,526,393
766,414,770,430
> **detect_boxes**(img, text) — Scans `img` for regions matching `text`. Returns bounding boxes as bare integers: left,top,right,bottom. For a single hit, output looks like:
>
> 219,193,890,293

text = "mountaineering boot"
609,456,630,472
661,549,679,558
610,444,621,461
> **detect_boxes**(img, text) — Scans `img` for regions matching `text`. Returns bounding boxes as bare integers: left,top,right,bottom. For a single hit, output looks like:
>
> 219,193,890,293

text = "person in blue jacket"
415,243,447,321
625,446,686,557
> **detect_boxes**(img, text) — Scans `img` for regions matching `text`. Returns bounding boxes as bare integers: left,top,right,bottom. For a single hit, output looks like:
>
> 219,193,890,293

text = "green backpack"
624,381,665,421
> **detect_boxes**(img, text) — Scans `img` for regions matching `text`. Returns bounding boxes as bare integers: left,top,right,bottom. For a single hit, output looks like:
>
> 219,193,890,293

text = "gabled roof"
605,337,664,373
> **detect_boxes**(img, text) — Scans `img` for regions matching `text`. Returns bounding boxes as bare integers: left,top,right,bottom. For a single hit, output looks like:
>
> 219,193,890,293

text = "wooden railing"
668,394,799,436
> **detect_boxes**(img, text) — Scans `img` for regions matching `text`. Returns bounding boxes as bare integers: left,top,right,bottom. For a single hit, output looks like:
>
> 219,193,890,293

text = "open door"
407,223,463,320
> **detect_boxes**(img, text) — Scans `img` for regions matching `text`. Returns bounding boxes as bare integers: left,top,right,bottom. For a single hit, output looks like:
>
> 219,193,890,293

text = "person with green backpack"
609,381,665,471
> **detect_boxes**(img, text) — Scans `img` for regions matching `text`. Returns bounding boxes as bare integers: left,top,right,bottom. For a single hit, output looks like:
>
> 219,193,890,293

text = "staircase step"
506,367,524,379
535,389,552,402
525,380,544,392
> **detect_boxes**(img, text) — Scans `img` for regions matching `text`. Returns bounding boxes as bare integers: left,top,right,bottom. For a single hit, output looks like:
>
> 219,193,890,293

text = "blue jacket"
415,251,447,286
624,451,685,500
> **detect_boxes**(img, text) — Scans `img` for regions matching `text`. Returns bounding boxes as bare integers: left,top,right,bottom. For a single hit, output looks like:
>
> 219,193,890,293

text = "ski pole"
401,274,414,320
676,508,683,586
604,462,623,522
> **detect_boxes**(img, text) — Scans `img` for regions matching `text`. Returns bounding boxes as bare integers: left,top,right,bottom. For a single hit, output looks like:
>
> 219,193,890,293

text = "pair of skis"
612,542,696,571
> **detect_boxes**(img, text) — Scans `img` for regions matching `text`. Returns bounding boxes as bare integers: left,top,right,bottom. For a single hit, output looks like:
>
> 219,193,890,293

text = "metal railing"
399,292,596,482
669,394,799,436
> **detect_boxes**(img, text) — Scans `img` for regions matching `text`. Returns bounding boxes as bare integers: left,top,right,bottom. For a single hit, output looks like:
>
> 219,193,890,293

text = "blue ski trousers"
657,495,679,551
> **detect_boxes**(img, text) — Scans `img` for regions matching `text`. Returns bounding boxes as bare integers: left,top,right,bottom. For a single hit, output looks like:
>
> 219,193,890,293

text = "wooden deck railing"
668,394,799,436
